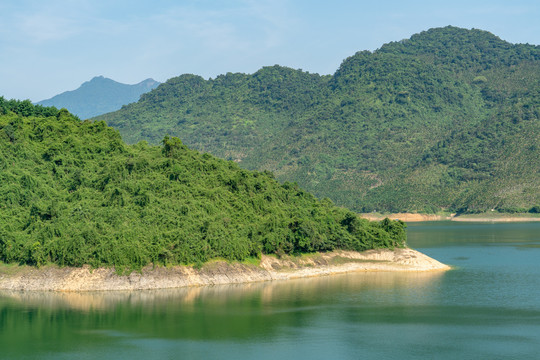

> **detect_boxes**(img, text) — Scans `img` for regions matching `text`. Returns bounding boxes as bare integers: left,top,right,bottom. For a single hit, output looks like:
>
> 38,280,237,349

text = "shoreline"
361,212,540,223
0,248,450,292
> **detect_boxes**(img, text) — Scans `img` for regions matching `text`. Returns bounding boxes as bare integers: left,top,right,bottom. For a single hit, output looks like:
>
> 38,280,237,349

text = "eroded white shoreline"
0,248,450,291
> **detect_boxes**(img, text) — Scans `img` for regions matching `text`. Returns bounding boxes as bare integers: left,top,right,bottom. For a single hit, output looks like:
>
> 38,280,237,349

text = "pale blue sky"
1,0,539,102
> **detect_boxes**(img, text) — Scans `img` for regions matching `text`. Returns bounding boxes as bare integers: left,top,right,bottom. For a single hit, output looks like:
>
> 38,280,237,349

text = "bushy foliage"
95,27,539,214
0,97,62,118
0,102,406,271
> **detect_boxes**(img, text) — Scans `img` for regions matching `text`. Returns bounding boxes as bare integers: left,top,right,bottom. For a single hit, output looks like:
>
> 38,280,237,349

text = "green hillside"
96,26,540,214
0,99,405,271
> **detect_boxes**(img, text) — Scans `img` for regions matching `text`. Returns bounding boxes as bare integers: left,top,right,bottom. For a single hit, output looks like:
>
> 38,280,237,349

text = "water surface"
1,222,539,359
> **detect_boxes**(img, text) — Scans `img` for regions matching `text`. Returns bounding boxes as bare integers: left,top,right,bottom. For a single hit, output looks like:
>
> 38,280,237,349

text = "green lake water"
1,222,539,359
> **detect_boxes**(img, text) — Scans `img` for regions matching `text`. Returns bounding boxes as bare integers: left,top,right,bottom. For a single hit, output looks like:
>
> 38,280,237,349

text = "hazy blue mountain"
37,76,160,119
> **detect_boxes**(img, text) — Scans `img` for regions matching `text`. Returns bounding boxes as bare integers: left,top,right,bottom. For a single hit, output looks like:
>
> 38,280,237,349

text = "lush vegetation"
0,100,406,271
37,76,160,119
96,27,540,214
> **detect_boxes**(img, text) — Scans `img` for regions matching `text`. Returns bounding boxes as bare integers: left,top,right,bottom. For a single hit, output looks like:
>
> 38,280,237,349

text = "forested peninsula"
96,26,540,214
0,99,408,277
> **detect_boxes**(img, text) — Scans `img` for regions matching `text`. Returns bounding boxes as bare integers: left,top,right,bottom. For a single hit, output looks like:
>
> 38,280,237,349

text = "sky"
1,0,539,102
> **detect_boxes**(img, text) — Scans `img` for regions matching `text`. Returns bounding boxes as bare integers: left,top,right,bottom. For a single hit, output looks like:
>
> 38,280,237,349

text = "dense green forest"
0,99,406,271
37,76,160,119
96,27,540,214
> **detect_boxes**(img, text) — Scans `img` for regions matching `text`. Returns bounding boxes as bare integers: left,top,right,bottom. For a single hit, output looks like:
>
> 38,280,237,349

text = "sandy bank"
0,248,450,291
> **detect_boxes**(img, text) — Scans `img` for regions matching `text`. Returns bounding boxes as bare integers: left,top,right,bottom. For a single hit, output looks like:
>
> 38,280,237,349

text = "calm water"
1,222,540,359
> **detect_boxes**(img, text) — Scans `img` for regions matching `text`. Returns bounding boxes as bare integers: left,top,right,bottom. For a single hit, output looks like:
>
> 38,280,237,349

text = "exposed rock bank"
0,248,450,291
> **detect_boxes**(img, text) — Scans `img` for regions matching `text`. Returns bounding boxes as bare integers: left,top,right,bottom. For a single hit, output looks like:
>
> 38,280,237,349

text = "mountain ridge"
94,26,540,214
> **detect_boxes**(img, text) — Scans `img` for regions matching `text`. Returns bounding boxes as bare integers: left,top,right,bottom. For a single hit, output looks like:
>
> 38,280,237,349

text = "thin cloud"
16,13,81,42
1,0,539,101
3,0,96,43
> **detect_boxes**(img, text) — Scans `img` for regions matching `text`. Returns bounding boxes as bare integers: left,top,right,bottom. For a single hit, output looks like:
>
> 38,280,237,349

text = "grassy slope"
95,26,540,214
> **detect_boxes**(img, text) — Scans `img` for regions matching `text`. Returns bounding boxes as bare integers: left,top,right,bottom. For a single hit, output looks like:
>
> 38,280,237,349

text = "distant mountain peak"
80,76,113,87
37,76,161,119
139,78,160,89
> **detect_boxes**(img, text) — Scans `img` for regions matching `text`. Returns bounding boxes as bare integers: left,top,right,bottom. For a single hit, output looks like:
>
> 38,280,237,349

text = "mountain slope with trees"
95,27,540,214
0,99,406,271
37,76,160,119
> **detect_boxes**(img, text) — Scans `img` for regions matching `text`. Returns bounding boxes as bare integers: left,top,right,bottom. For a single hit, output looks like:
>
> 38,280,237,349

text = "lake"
1,222,539,359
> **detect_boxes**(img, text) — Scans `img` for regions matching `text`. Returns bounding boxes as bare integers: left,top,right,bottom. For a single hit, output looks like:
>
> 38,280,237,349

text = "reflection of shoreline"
0,270,447,312
0,248,450,292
